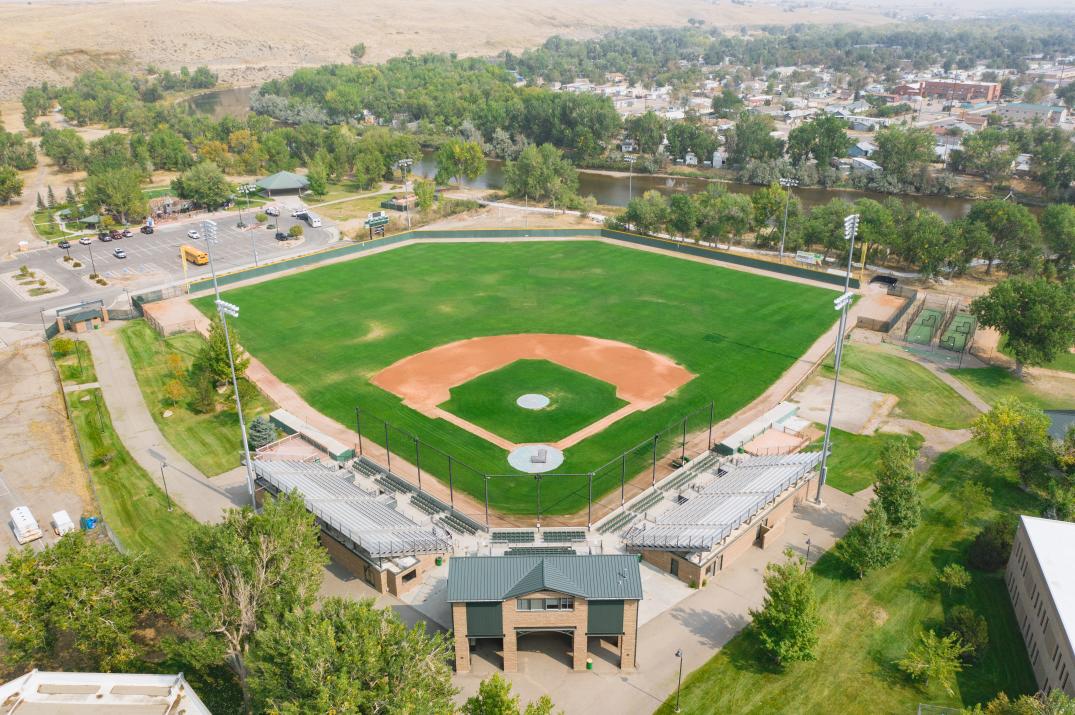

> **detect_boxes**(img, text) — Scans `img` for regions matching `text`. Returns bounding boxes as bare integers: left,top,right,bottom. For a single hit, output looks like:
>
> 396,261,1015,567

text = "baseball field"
195,240,838,515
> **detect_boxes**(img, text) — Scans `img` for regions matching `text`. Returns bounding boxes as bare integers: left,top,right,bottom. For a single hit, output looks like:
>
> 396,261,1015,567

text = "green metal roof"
446,554,642,603
255,171,309,191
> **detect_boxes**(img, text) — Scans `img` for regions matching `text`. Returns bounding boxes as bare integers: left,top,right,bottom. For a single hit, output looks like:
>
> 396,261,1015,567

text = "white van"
10,507,43,544
51,510,75,536
305,212,322,228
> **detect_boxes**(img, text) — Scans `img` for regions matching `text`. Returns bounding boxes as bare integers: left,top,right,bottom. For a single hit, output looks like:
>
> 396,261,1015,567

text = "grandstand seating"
631,490,665,513
491,530,536,543
376,472,415,494
660,470,699,492
439,513,478,535
542,529,587,543
597,509,639,534
505,546,577,556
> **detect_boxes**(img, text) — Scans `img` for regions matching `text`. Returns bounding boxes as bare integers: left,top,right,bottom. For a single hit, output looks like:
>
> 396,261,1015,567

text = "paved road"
0,202,337,325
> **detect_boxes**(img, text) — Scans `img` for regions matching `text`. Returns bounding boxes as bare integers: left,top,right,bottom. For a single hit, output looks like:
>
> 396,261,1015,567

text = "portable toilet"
51,510,75,536
10,507,43,544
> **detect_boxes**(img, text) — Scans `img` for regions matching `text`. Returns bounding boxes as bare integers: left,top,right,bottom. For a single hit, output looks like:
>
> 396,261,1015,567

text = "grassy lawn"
950,366,1075,411
439,359,628,444
822,344,979,429
51,338,97,385
67,387,198,559
809,428,925,494
32,209,67,239
119,320,276,477
997,336,1075,374
195,240,837,515
656,441,1038,714
315,193,394,222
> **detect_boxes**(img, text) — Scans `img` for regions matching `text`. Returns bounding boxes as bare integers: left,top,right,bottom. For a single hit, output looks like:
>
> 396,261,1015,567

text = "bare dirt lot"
0,0,890,100
0,342,91,555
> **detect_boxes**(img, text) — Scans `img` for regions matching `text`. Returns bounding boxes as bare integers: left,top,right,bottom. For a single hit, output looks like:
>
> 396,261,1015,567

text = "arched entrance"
514,628,575,671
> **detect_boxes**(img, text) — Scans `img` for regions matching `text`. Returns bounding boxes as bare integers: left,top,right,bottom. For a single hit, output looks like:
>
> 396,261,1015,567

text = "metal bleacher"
542,529,587,543
597,509,640,534
439,513,480,536
632,490,665,513
505,546,577,556
411,491,447,516
491,530,536,544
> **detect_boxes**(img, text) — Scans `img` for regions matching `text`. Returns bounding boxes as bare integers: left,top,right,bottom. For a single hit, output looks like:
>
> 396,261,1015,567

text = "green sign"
365,216,390,228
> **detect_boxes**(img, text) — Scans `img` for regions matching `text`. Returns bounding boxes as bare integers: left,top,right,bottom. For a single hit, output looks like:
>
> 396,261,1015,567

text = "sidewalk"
82,324,248,524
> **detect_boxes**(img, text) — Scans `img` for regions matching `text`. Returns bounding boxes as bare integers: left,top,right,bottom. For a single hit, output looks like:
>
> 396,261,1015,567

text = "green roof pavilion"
255,171,309,193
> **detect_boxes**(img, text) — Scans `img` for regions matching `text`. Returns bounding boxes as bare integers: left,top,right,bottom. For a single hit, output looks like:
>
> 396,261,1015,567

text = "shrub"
190,372,217,414
288,224,304,238
834,501,902,578
967,516,1015,571
96,278,107,285
18,265,29,275
897,630,970,695
938,563,971,593
72,261,82,268
164,379,185,406
92,449,115,467
38,279,46,286
51,337,75,356
255,212,268,223
248,415,277,450
943,605,989,662
63,254,72,262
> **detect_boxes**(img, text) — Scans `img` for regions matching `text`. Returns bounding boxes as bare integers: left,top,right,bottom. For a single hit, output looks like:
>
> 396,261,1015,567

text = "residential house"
995,103,1068,126
851,157,883,174
848,140,878,158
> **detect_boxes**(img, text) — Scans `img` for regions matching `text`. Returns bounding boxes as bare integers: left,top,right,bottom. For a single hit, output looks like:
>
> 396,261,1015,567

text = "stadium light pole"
815,214,859,504
778,177,798,261
625,155,636,202
200,219,257,509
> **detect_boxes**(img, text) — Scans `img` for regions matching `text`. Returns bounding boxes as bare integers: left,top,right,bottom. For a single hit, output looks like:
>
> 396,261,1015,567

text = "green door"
587,600,625,636
466,602,504,637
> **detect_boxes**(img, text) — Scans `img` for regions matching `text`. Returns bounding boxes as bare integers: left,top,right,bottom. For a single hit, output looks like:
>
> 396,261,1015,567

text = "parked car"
291,207,308,218
265,206,280,216
275,231,289,241
57,240,70,249
140,225,154,235
99,233,112,242
121,228,133,238
109,229,123,240
187,229,200,240
78,237,92,245
113,248,127,259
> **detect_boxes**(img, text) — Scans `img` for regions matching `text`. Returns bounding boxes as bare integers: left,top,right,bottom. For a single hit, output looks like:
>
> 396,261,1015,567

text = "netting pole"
484,477,490,527
536,476,542,530
384,421,391,472
587,473,593,529
448,455,454,507
620,454,626,506
651,434,658,487
708,402,715,450
414,438,422,491
355,408,363,455
681,417,687,461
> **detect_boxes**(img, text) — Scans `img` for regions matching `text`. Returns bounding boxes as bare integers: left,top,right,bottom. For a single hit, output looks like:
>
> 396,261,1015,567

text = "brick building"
921,80,1001,102
447,554,642,673
1006,516,1075,696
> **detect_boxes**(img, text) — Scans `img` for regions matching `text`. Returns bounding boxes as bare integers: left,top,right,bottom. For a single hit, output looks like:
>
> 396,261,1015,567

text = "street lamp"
199,219,257,508
778,177,799,261
625,155,637,202
397,159,414,229
674,648,685,713
86,241,98,278
236,183,256,229
815,213,859,504
148,448,173,511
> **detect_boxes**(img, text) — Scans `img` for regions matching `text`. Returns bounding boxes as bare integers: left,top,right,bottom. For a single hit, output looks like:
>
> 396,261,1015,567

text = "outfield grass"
119,320,276,477
67,387,198,559
809,428,925,494
196,240,837,514
656,441,1038,714
822,344,980,429
950,366,1075,411
439,359,628,444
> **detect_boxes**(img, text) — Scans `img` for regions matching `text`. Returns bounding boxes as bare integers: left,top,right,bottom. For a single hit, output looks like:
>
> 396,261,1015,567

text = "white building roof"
0,671,210,714
1021,515,1075,643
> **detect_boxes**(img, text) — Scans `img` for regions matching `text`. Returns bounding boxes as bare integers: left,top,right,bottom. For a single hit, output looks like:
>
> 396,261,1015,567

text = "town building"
0,671,211,713
920,80,1001,102
851,157,883,174
447,554,642,673
994,103,1069,126
848,140,878,158
1006,516,1075,696
622,452,821,587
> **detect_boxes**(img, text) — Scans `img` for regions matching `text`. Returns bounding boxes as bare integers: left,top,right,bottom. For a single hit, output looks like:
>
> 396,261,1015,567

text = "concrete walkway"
82,324,248,523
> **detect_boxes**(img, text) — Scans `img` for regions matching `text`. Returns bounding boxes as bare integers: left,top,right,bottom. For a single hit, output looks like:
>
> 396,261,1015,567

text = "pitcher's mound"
516,393,551,410
507,444,564,473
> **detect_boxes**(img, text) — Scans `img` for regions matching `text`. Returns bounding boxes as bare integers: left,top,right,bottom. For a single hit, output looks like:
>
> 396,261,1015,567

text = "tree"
621,190,669,235
64,185,77,206
172,161,234,209
786,115,852,168
0,533,174,673
435,139,485,186
873,438,921,532
0,166,22,204
1040,203,1075,276
148,127,193,171
954,481,992,526
349,43,367,64
873,126,934,184
668,193,698,239
39,128,86,170
164,379,185,406
248,597,455,714
415,179,436,211
191,371,217,414
462,673,556,715
749,548,821,665
194,317,250,389
972,398,1054,488
711,88,745,119
502,143,578,203
968,690,1075,714
625,111,666,154
944,605,988,662
938,563,971,593
965,200,1043,274
247,416,276,450
971,279,1075,377
306,160,328,196
960,128,1018,183
897,630,971,695
177,493,328,713
967,516,1016,571
83,167,148,223
834,500,902,578
727,112,783,167
697,190,753,245
46,184,56,207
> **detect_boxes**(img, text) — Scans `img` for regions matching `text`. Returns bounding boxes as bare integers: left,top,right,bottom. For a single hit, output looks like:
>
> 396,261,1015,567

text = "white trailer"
10,507,43,544
51,510,75,536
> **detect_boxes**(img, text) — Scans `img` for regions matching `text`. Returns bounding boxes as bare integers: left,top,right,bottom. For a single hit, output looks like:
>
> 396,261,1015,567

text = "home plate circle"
508,444,564,474
516,393,550,410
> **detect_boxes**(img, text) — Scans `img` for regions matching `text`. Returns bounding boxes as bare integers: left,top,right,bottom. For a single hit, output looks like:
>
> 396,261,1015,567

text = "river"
415,152,978,220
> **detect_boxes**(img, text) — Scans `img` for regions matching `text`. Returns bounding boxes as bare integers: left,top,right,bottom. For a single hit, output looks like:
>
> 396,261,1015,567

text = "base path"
372,333,694,449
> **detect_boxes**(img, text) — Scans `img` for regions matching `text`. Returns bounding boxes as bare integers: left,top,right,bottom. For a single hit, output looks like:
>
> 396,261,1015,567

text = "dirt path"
0,163,47,258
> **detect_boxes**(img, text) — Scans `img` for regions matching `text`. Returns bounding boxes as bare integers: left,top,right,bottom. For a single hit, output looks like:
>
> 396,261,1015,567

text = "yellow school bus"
181,244,209,266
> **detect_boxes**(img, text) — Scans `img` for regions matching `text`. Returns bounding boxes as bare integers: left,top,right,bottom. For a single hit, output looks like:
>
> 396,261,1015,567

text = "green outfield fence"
181,226,858,295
